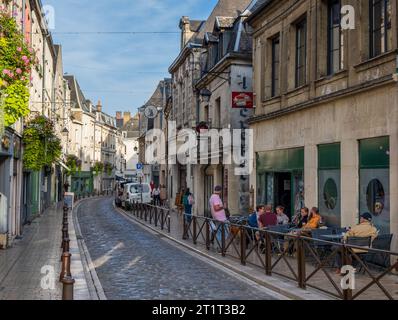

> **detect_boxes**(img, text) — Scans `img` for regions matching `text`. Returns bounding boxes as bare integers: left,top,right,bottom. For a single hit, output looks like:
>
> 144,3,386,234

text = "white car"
122,183,152,208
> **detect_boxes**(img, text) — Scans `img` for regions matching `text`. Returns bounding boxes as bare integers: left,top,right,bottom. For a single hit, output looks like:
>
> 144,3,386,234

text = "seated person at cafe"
304,207,322,229
248,205,265,242
301,207,322,237
283,207,310,253
334,212,379,275
259,205,278,229
276,205,290,225
293,207,309,229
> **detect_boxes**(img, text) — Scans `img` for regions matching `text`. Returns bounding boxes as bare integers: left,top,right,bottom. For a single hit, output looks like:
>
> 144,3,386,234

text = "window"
318,143,341,227
295,18,307,87
359,137,390,234
328,0,344,74
369,0,392,57
219,30,232,60
271,35,280,97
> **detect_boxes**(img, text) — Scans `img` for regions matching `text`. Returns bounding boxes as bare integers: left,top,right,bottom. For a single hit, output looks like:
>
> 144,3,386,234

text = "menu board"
64,192,74,209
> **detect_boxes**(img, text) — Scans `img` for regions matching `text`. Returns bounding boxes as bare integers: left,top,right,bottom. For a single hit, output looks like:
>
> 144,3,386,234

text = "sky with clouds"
41,0,218,116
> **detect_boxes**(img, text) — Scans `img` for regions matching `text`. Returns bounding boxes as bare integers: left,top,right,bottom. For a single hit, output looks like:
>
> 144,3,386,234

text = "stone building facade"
247,0,398,249
167,0,253,214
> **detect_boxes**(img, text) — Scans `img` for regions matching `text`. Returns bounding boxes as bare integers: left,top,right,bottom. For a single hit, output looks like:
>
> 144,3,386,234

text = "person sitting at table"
283,207,310,254
304,207,322,229
259,204,278,229
301,207,322,237
248,205,265,243
334,212,378,275
276,206,290,225
294,207,309,229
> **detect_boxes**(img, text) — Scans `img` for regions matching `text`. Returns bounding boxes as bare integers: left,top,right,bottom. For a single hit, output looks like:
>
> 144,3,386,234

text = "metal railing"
183,215,398,300
130,202,171,233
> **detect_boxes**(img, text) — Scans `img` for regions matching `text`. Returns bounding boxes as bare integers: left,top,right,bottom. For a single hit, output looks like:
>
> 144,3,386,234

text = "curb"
114,204,333,301
73,198,107,300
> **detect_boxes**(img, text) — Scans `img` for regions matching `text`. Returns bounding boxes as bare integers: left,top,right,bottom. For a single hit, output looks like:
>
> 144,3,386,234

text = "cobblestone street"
77,198,278,300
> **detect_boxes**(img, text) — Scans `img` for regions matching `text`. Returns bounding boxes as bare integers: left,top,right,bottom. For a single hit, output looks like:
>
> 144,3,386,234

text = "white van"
122,183,152,208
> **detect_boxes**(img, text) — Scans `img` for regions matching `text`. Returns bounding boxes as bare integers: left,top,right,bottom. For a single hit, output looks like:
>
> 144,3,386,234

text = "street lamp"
61,127,69,136
200,89,212,103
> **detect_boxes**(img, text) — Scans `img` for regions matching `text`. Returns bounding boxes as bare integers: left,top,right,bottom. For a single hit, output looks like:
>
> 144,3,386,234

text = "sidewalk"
0,203,91,300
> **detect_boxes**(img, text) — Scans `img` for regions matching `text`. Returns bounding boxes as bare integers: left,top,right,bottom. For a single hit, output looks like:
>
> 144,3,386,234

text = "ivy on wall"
22,116,62,171
104,162,113,176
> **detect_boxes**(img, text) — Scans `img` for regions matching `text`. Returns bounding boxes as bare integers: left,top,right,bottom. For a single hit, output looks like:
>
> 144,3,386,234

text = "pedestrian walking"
209,185,229,253
152,186,161,206
182,189,194,239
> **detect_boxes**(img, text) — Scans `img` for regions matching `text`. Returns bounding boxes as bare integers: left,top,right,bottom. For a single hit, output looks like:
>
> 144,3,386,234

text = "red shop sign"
232,92,254,108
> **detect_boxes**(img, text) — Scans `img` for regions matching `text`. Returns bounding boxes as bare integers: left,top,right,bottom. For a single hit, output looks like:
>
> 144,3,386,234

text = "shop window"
366,179,385,216
324,178,338,210
318,143,341,227
359,137,390,233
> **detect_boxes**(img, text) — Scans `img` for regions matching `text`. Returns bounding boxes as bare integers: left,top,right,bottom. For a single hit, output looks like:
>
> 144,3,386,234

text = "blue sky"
42,0,218,116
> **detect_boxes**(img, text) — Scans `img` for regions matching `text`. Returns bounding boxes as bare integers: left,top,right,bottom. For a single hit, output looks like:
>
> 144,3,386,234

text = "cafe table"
320,234,344,243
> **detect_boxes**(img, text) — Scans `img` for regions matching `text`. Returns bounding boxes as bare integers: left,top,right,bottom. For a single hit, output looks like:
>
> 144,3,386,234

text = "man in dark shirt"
259,205,277,228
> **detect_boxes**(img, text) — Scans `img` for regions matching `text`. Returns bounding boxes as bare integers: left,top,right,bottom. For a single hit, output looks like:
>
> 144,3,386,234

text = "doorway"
274,172,292,218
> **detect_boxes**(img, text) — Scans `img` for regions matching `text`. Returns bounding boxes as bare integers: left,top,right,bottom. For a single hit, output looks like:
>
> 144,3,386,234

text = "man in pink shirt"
209,186,227,222
209,186,228,252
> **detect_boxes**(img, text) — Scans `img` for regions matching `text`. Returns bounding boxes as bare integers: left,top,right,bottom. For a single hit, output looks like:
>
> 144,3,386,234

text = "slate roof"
189,20,206,32
121,115,140,138
64,75,93,114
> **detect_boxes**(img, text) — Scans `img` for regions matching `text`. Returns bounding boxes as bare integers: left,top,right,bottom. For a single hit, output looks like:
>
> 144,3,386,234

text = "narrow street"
77,198,277,300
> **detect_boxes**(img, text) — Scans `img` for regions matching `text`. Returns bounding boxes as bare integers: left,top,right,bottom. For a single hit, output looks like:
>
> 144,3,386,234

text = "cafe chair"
363,234,393,270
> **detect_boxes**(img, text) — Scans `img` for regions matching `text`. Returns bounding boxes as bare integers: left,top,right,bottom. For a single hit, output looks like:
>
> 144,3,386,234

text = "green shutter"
359,136,390,169
257,147,304,172
318,143,341,170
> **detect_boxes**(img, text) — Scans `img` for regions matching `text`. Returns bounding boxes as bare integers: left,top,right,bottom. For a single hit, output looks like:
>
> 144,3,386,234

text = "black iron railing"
183,214,398,300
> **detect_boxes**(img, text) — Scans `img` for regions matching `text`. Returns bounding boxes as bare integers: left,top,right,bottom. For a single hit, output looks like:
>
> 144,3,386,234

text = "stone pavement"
76,197,282,300
0,203,91,300
123,203,398,300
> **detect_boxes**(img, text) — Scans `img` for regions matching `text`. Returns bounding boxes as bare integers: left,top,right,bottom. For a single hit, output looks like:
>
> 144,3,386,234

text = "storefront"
256,147,304,219
71,171,94,196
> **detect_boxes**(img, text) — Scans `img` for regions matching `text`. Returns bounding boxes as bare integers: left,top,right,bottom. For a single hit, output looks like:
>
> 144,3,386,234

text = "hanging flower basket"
22,115,62,171
0,8,38,128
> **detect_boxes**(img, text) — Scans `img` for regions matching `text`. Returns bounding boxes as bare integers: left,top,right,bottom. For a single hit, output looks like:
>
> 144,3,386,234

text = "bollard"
61,225,68,248
59,252,72,282
62,276,75,300
62,237,70,254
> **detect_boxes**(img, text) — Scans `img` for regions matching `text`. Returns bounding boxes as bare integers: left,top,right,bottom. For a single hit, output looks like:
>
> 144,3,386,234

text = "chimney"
96,100,102,113
179,16,191,49
123,112,131,124
116,111,122,120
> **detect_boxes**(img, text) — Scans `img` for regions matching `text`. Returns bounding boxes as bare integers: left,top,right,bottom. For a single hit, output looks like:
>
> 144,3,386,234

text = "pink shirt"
209,194,226,222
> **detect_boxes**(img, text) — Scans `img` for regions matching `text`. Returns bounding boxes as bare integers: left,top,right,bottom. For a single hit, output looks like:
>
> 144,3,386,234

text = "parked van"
122,183,152,209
